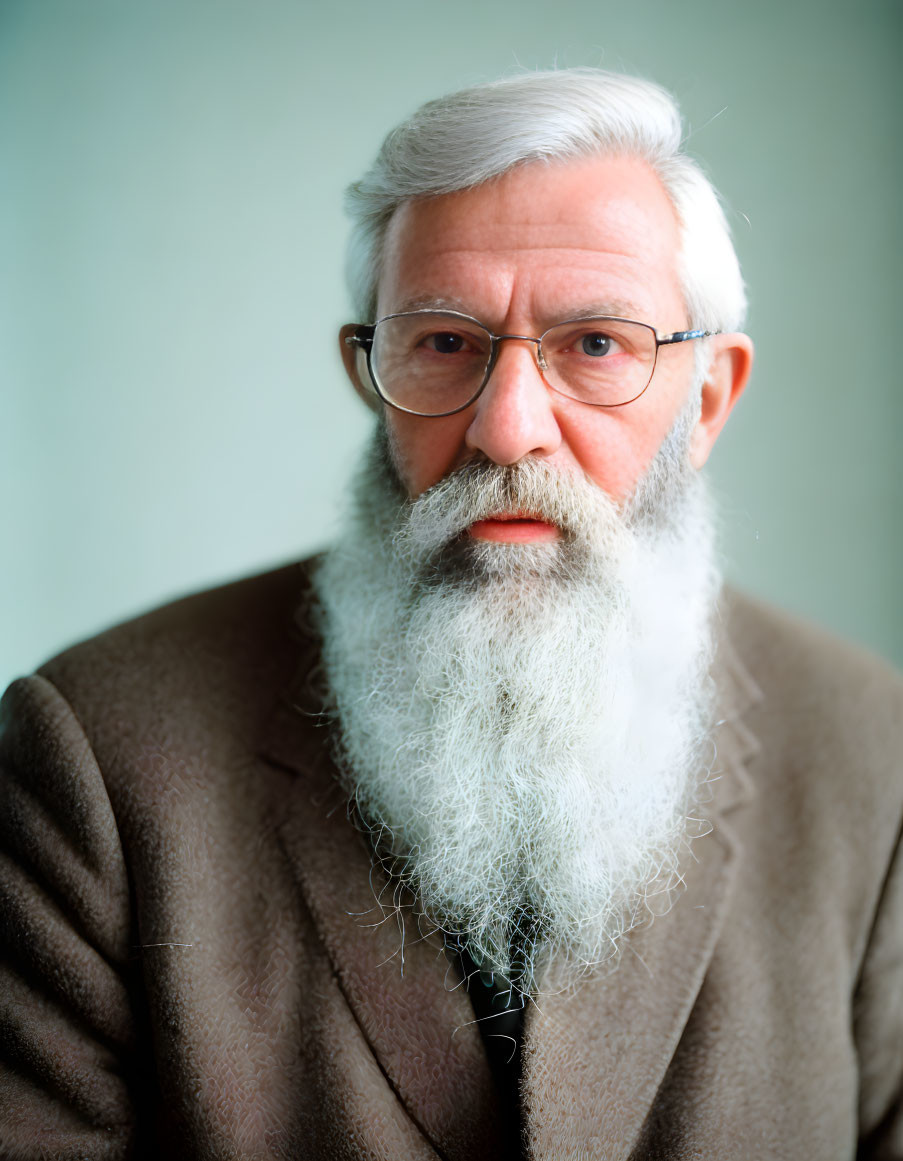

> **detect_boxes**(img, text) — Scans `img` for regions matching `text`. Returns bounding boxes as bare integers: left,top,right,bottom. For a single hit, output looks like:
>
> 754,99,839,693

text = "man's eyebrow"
381,296,652,324
549,300,649,323
385,294,474,315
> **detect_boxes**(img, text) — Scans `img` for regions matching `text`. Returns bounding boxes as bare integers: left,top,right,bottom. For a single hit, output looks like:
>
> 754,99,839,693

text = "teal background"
2,0,901,693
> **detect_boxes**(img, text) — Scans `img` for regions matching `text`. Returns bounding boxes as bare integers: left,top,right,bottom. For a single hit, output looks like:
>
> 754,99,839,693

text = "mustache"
384,455,631,590
394,456,618,553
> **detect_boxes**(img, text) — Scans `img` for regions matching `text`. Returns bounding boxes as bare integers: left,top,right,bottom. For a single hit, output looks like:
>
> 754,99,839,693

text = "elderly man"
1,69,901,1160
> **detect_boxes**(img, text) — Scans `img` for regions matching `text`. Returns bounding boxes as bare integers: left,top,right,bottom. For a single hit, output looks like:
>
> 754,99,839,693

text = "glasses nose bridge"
490,330,548,374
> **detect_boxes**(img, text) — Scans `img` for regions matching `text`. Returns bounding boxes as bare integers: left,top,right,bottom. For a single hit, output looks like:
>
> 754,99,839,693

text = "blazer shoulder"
720,586,903,719
35,560,318,753
719,585,903,838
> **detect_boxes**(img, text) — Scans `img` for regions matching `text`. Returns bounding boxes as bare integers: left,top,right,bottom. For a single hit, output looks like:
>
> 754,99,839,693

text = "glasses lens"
371,313,492,415
540,318,657,406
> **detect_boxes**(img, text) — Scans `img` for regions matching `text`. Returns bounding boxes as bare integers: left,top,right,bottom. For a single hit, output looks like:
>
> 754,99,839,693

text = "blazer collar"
259,578,762,1160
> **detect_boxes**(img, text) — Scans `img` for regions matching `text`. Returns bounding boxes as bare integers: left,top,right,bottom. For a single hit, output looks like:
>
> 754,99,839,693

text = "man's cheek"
387,415,469,498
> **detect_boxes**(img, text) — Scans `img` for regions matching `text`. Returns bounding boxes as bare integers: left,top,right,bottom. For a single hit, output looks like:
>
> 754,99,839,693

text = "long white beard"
313,410,720,996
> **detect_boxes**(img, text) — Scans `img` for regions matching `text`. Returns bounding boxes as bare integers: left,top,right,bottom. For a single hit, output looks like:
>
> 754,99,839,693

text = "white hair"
344,68,746,334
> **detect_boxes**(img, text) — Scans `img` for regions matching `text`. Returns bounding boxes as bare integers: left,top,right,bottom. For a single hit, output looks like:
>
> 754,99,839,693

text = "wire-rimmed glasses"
344,309,714,418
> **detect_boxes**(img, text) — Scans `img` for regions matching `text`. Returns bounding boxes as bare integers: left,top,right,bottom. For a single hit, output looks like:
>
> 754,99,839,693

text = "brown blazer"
1,561,901,1160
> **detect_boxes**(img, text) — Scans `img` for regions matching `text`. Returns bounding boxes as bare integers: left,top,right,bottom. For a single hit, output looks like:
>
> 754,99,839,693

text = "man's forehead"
385,155,680,247
377,154,684,325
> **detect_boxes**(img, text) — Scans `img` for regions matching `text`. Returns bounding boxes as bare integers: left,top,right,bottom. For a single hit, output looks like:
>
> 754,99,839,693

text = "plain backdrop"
2,0,901,694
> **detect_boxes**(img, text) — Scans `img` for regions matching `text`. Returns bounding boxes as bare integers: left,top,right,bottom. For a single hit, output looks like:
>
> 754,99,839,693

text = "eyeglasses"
344,309,714,418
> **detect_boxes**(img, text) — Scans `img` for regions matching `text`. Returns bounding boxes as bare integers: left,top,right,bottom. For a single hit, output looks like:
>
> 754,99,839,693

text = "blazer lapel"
521,626,762,1160
259,642,508,1161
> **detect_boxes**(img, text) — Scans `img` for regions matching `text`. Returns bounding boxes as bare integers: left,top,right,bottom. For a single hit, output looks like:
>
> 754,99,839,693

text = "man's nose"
464,340,562,465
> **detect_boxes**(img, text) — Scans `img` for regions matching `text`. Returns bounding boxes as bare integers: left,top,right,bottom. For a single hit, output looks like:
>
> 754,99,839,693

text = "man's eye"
580,332,619,357
425,332,467,354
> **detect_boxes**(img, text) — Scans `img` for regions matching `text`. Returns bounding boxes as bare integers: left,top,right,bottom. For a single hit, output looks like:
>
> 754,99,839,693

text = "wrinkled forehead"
378,154,685,326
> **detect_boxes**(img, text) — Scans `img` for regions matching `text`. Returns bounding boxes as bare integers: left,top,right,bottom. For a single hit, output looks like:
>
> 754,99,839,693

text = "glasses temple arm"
658,329,714,345
344,325,375,349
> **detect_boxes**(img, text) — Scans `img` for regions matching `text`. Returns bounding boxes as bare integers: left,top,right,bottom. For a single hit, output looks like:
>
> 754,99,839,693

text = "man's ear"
689,333,754,469
339,325,383,415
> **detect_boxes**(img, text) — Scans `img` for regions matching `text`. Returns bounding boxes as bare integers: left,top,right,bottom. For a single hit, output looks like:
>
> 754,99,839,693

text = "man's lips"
467,512,561,544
